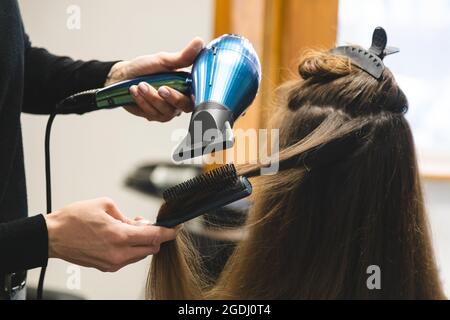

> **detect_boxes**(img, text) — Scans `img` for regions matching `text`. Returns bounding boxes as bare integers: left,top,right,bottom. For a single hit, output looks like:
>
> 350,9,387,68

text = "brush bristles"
163,164,238,202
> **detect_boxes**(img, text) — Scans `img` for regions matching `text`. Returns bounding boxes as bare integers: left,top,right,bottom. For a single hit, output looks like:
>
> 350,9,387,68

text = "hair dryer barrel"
173,34,261,161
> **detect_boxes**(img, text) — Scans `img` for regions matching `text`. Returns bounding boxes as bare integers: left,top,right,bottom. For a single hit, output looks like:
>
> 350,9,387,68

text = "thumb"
159,37,204,69
123,224,181,246
100,198,130,223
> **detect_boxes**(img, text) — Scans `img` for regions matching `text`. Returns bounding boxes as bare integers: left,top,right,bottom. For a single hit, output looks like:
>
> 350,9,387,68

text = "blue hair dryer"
173,34,261,161
58,34,261,160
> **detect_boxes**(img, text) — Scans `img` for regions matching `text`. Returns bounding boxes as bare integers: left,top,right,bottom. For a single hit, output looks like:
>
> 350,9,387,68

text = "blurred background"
19,0,449,299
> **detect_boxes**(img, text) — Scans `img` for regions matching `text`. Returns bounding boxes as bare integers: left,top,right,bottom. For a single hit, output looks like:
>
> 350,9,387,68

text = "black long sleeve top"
0,0,116,273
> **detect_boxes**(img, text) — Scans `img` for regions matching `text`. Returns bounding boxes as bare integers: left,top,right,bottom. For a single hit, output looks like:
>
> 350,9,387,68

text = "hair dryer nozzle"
173,102,234,161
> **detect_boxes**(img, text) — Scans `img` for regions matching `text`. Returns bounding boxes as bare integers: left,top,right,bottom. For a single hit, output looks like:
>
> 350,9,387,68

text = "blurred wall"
19,0,213,299
423,181,450,296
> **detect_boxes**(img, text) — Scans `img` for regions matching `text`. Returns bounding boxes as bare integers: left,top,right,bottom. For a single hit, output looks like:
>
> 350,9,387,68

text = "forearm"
0,215,48,274
23,46,117,114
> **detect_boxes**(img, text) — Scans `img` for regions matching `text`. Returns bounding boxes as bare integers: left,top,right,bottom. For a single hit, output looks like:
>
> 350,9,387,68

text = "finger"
158,86,193,113
134,216,145,221
137,83,178,121
130,84,164,120
123,105,146,118
124,86,147,118
122,224,180,246
159,37,204,69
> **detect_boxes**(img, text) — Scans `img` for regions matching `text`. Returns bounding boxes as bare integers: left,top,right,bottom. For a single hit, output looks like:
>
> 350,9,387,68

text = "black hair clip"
331,27,399,79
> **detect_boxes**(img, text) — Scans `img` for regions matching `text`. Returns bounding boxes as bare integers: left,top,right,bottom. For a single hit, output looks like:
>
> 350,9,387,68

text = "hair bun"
298,50,353,81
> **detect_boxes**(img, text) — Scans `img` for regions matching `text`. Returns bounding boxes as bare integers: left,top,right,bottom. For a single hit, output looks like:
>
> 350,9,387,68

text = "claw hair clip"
331,27,399,79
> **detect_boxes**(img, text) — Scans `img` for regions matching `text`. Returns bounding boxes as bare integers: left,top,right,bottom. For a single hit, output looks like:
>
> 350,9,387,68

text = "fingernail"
130,85,139,97
158,87,170,98
138,82,149,94
193,37,204,51
195,44,203,52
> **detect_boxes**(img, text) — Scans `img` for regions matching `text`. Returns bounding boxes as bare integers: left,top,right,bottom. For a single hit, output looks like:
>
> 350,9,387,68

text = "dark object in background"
125,163,202,198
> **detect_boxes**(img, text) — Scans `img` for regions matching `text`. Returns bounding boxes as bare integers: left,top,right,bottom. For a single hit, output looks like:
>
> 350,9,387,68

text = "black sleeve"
0,215,48,274
22,34,118,114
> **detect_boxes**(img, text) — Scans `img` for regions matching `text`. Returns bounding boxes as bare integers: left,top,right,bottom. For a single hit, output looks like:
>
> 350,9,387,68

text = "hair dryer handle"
57,71,192,114
95,71,192,109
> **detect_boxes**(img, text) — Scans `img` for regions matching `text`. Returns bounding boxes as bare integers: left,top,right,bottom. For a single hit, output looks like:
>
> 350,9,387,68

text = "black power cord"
36,89,102,299
37,111,57,300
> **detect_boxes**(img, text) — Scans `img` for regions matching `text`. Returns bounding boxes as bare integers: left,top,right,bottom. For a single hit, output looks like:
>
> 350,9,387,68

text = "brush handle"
96,71,192,109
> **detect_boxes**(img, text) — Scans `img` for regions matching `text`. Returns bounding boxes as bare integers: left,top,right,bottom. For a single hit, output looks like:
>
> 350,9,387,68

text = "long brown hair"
147,50,446,299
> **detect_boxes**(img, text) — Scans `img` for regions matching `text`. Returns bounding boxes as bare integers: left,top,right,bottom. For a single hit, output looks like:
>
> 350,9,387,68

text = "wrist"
105,61,128,86
44,211,62,259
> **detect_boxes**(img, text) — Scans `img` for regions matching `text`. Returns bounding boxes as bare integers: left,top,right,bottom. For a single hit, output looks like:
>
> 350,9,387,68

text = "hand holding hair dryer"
59,34,262,160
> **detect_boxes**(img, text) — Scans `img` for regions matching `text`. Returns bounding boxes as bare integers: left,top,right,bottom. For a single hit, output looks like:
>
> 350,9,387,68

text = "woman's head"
148,49,445,300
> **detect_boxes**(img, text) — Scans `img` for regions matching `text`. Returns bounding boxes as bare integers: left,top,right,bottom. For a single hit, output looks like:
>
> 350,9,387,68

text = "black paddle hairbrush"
155,164,252,228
